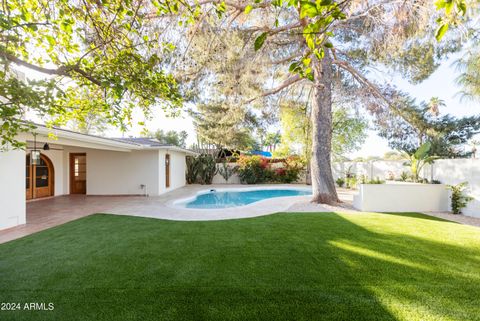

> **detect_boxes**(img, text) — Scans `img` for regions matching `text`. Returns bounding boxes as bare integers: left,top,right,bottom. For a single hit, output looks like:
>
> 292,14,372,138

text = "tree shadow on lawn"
379,211,459,223
0,212,479,321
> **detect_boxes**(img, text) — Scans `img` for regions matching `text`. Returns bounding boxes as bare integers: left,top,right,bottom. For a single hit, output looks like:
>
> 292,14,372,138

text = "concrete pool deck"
0,185,350,244
1,184,478,244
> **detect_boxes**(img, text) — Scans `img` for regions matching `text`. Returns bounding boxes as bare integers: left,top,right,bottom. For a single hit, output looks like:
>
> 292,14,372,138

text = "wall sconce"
31,150,41,165
30,133,41,165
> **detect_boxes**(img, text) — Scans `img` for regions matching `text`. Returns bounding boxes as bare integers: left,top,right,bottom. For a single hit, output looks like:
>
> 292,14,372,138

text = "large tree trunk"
310,50,339,204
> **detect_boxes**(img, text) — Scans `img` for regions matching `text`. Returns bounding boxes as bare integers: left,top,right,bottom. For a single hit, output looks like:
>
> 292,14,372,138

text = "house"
0,124,196,230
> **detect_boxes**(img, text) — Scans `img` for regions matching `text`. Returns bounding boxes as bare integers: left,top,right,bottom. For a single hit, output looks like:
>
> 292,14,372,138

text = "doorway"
70,153,87,194
165,154,170,188
26,154,54,200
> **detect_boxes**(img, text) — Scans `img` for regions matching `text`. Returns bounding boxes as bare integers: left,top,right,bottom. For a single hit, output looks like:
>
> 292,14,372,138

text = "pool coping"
167,185,313,211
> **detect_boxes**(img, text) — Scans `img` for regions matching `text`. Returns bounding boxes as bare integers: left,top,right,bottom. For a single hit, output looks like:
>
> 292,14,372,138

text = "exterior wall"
337,159,480,217
157,150,187,194
353,183,450,212
62,147,161,196
0,148,26,230
0,131,190,230
59,147,188,196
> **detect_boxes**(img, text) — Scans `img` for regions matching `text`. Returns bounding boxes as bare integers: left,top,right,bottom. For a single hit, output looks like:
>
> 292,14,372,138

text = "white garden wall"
353,183,449,212
336,159,480,217
212,163,241,184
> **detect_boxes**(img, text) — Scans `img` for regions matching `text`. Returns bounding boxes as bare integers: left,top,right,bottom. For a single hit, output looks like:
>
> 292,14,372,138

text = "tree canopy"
274,101,367,160
377,95,480,157
1,0,182,149
144,129,188,148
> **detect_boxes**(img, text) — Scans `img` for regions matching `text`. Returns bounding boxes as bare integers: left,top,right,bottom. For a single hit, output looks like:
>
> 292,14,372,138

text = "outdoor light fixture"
30,134,41,165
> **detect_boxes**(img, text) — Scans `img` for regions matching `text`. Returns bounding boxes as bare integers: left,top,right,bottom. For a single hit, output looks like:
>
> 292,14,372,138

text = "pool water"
183,189,312,209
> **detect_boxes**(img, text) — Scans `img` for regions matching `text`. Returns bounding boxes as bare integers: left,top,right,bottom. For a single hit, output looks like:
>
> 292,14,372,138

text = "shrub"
336,178,345,187
359,174,367,184
400,171,408,182
346,176,357,189
237,155,273,184
367,177,385,184
197,154,218,185
431,179,442,184
274,156,304,183
186,156,200,184
447,182,473,214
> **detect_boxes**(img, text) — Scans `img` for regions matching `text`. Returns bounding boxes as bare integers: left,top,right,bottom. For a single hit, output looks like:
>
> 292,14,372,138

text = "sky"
108,52,479,157
350,53,479,158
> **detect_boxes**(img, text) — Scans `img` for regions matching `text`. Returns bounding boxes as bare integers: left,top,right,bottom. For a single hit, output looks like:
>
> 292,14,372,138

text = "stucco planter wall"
353,183,450,212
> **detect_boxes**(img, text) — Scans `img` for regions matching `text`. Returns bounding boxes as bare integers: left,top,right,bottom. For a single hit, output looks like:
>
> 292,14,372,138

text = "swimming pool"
177,188,312,209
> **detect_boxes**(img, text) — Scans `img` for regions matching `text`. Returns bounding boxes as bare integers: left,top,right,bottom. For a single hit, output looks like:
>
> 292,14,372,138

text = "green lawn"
1,212,480,321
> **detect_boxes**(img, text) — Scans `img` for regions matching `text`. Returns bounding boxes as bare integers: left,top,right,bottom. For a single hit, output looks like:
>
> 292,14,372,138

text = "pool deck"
0,184,353,244
1,184,478,244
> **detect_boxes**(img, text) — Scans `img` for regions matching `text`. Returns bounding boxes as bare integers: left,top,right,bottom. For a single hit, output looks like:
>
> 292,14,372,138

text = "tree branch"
245,75,302,103
0,50,102,86
332,59,389,105
245,22,302,36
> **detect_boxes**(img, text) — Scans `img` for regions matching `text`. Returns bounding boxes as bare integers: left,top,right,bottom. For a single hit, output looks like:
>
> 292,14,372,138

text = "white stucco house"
0,124,196,231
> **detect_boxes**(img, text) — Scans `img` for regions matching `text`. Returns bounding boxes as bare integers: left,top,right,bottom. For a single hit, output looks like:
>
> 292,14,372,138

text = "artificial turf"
0,212,480,321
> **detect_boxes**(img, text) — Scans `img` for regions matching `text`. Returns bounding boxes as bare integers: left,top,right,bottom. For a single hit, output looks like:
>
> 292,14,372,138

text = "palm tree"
427,97,446,117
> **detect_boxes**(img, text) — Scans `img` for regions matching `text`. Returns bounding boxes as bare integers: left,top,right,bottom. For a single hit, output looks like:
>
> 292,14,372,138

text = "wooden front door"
165,154,170,188
26,154,54,200
70,153,87,194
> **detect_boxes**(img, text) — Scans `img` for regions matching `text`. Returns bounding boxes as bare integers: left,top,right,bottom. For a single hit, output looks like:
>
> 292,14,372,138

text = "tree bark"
310,50,339,204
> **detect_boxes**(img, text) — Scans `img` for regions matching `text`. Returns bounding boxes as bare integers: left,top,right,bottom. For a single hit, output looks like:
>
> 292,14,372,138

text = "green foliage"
400,172,409,182
254,32,268,51
335,177,345,188
196,154,218,185
435,0,467,41
455,48,480,103
191,102,258,150
236,155,272,184
447,182,473,214
274,156,304,184
274,102,367,161
218,161,237,183
377,95,480,158
403,142,437,182
346,176,357,189
1,0,181,149
186,156,200,184
235,155,304,184
367,177,385,185
144,129,188,148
